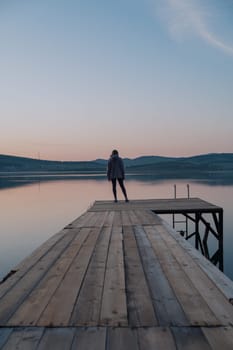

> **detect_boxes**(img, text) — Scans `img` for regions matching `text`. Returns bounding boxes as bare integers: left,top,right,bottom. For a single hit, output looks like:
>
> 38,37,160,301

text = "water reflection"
0,173,106,190
0,179,110,281
1,172,233,190
0,175,232,281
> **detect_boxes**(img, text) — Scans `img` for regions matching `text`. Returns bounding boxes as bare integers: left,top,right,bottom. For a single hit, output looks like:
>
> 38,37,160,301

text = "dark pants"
111,178,127,200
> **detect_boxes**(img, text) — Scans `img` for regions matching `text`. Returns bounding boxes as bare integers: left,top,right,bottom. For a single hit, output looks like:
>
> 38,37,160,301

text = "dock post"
219,209,224,271
195,213,200,250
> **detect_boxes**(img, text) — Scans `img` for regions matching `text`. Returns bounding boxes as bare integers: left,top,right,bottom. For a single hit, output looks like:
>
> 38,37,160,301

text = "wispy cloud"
151,0,233,56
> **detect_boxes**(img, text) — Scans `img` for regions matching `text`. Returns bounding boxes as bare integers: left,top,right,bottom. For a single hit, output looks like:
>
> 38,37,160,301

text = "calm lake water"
0,175,233,281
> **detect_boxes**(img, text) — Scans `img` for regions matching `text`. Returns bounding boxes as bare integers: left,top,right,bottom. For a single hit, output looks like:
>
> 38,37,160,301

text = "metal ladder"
172,184,190,236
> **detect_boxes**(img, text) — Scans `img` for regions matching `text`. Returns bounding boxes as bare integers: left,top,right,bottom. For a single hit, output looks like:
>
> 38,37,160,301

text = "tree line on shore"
0,153,233,179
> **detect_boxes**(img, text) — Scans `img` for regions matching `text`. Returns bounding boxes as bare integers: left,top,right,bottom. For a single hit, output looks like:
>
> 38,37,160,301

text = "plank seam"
69,227,103,325
25,228,92,326
0,231,79,325
0,230,76,301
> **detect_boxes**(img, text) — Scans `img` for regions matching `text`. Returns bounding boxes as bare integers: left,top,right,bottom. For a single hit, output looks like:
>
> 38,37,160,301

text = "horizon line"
1,152,233,163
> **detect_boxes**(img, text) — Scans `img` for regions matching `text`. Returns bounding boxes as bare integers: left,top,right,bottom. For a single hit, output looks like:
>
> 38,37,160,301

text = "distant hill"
0,154,105,172
128,153,233,170
1,153,233,179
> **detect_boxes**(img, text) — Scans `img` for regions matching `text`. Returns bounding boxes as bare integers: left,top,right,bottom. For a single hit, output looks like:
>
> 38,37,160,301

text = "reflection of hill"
0,153,233,181
1,172,233,190
0,174,107,190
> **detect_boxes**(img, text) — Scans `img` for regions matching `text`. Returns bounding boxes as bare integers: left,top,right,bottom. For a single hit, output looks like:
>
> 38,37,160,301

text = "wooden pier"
0,198,233,349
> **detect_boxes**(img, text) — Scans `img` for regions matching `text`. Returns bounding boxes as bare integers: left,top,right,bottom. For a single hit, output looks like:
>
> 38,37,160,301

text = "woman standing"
107,150,129,203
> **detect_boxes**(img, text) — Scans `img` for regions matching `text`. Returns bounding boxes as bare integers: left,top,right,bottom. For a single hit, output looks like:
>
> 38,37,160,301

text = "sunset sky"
1,0,233,161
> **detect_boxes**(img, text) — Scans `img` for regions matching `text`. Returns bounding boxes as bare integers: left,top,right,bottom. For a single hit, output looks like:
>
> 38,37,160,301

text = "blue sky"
1,0,233,160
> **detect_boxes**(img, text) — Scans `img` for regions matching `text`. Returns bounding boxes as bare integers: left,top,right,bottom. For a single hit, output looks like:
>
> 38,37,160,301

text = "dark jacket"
107,155,125,180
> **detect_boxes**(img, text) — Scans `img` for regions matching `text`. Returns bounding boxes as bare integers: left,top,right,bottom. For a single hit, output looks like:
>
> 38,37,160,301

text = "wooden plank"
129,210,146,224
71,327,106,350
156,224,233,325
134,225,189,326
37,328,75,350
202,326,233,350
123,225,158,326
171,327,211,350
90,198,221,212
121,210,132,226
70,226,112,325
74,211,96,227
71,211,91,226
145,225,219,326
1,327,44,350
83,211,106,227
107,328,139,350
128,210,141,225
93,211,109,227
112,211,122,226
137,327,176,350
7,228,88,326
103,211,115,227
162,218,233,301
0,329,13,348
67,213,86,227
0,228,67,299
0,230,78,325
37,227,100,326
134,210,161,225
100,226,128,326
1,198,231,350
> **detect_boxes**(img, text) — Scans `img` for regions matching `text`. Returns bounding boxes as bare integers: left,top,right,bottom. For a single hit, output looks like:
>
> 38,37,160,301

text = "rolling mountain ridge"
0,153,233,176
